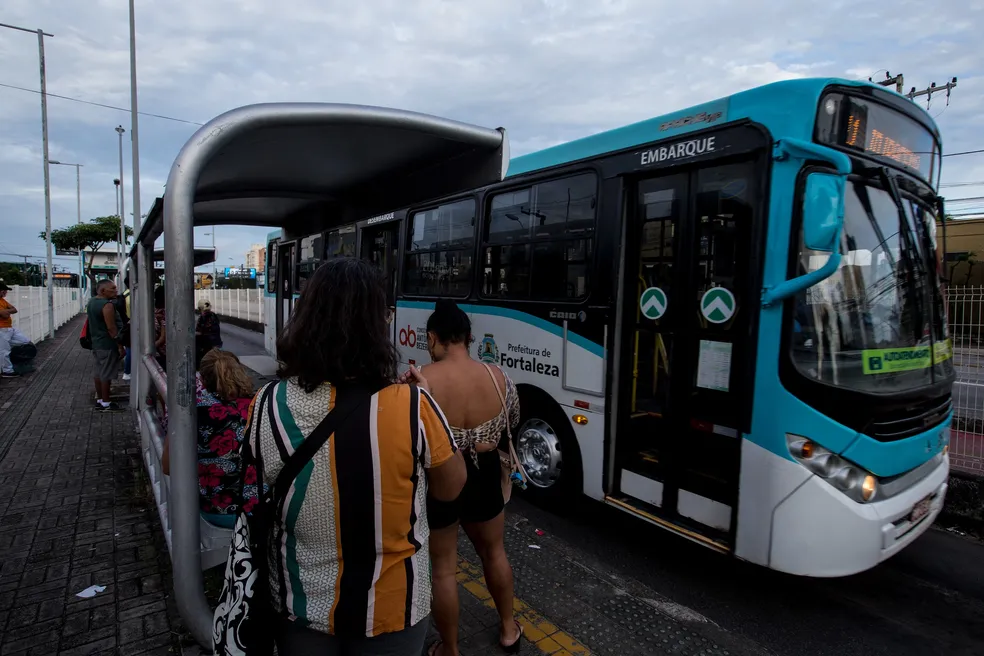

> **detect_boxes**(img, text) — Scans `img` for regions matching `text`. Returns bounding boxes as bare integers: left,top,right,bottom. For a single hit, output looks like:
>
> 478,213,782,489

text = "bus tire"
509,386,583,509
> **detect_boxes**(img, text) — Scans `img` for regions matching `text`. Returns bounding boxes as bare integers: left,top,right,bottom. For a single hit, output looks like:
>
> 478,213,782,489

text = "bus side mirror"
761,171,846,307
802,172,844,252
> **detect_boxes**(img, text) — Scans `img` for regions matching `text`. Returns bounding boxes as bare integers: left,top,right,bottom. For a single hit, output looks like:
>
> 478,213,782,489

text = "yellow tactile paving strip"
456,557,593,656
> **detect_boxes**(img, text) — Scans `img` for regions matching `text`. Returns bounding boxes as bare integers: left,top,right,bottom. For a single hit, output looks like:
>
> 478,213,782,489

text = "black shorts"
428,449,503,530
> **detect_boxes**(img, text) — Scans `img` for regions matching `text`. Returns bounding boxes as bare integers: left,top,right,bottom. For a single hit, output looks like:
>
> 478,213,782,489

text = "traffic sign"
639,286,668,320
700,287,736,323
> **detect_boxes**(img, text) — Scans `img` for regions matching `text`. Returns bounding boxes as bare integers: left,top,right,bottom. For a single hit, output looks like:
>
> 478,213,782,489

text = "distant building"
937,217,984,286
82,245,123,281
245,244,266,273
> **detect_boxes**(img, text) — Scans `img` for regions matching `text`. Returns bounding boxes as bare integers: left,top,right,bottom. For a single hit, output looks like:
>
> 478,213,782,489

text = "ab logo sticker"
639,287,668,320
700,287,736,324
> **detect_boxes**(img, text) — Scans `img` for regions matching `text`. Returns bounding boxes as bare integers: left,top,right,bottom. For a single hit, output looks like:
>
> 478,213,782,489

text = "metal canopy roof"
153,248,215,267
136,103,509,246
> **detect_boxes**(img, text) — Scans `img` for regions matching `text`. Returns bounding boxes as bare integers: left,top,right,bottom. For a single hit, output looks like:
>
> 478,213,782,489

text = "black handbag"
211,382,372,656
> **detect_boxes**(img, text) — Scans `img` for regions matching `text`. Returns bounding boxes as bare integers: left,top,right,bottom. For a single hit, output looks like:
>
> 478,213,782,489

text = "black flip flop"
501,620,524,653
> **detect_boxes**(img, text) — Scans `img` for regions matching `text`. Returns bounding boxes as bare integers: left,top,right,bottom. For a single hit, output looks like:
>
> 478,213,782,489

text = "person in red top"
0,281,31,378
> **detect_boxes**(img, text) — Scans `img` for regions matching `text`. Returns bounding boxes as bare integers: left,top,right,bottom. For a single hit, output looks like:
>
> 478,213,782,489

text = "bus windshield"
790,177,953,394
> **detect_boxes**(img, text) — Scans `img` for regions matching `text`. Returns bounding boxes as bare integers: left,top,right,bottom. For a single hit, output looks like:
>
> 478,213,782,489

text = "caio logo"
398,325,416,348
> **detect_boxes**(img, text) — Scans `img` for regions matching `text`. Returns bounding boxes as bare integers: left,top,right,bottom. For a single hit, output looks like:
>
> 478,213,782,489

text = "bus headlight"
786,435,879,503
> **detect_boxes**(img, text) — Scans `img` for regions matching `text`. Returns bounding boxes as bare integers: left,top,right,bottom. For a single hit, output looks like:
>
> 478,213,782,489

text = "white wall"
7,286,82,343
194,288,264,324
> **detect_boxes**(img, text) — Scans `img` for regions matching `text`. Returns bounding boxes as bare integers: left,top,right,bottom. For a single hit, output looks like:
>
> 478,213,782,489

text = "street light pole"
50,160,84,309
115,126,126,288
1,23,56,338
128,0,142,239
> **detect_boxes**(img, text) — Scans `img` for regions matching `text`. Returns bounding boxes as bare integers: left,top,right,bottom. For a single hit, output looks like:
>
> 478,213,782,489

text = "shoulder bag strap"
483,365,526,481
270,384,373,503
482,364,510,442
245,383,275,493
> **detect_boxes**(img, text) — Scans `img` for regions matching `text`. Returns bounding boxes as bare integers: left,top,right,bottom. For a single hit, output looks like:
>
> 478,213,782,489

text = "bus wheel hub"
517,419,562,489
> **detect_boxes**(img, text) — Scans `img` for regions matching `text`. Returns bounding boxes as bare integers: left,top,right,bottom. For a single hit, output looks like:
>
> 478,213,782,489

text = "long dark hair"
426,299,471,346
276,258,397,392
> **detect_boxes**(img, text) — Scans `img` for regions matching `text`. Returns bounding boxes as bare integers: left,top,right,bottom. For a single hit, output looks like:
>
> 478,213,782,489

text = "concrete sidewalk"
0,316,184,656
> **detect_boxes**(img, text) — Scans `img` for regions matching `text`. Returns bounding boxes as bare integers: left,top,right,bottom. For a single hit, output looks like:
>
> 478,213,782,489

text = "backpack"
79,319,92,350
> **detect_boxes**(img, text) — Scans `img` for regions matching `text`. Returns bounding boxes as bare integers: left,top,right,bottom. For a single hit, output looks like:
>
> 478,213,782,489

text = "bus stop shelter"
129,102,509,647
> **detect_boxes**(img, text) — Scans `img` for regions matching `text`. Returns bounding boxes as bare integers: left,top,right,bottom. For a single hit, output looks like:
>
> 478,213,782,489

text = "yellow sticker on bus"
862,339,952,374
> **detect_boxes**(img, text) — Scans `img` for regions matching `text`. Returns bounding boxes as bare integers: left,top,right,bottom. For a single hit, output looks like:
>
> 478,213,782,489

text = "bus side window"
403,198,476,297
326,225,357,259
482,173,597,301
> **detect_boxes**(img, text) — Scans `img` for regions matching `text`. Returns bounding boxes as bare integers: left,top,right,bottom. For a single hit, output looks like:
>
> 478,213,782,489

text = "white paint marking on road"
643,598,713,624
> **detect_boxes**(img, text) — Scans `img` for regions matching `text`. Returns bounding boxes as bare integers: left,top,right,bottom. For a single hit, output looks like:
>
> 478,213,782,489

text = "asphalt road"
506,495,984,656
221,324,984,655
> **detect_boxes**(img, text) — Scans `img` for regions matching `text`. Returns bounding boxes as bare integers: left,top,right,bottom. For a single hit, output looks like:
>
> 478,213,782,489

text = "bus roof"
506,77,938,178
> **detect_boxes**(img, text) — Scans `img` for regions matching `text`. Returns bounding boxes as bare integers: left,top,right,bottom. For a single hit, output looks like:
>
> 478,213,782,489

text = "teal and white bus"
263,77,954,576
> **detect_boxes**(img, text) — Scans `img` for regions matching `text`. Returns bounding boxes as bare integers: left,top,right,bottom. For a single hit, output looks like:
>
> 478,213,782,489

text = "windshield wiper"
878,168,927,344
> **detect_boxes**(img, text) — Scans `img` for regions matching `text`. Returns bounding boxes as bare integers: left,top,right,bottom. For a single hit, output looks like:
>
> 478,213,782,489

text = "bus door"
360,220,401,336
613,160,759,547
275,240,297,337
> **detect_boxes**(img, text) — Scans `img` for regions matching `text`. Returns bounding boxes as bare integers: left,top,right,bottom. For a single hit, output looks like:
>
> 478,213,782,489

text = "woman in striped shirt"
251,258,467,655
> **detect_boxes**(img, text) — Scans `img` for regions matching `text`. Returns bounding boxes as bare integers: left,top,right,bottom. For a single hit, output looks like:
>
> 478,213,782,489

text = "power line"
940,181,984,188
943,148,984,158
0,81,203,126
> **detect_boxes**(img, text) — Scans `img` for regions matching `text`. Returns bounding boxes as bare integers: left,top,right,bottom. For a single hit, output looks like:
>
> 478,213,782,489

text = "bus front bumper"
769,453,949,577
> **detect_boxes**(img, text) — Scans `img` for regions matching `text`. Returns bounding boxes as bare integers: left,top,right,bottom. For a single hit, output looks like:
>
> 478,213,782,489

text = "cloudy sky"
1,0,981,274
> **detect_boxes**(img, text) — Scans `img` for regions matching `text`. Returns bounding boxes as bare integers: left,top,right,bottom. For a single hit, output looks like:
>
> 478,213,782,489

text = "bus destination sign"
816,93,937,181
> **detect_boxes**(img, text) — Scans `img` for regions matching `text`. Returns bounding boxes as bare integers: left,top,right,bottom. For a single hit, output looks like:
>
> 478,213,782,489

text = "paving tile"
0,318,182,656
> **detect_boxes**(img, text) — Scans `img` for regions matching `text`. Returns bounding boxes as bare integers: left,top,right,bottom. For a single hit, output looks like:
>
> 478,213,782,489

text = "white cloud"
0,0,981,269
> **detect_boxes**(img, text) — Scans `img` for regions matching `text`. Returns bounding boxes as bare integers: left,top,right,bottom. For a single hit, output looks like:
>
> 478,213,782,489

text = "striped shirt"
253,378,457,637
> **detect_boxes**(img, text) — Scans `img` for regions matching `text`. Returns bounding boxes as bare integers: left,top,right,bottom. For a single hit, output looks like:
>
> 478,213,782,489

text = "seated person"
162,349,255,528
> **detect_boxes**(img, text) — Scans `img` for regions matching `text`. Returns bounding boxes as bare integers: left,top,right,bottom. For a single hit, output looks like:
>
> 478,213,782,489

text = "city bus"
263,77,954,576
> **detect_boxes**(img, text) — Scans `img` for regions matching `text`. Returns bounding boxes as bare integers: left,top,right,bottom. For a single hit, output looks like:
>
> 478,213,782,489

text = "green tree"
0,263,27,286
41,215,133,291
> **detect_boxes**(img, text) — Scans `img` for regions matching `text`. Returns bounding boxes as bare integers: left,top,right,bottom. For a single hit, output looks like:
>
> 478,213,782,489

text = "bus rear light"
574,400,590,410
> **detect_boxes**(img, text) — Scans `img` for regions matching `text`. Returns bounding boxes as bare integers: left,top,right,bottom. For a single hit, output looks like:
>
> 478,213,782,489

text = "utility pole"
870,71,904,94
870,71,958,108
1,23,56,338
49,160,84,307
906,77,958,106
115,126,126,288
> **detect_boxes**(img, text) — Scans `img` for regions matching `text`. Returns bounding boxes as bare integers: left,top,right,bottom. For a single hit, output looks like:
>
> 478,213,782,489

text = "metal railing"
948,286,984,476
6,285,80,342
194,287,264,324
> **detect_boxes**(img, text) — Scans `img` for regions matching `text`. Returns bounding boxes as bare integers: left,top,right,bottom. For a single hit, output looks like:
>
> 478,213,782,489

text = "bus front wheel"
511,394,582,508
